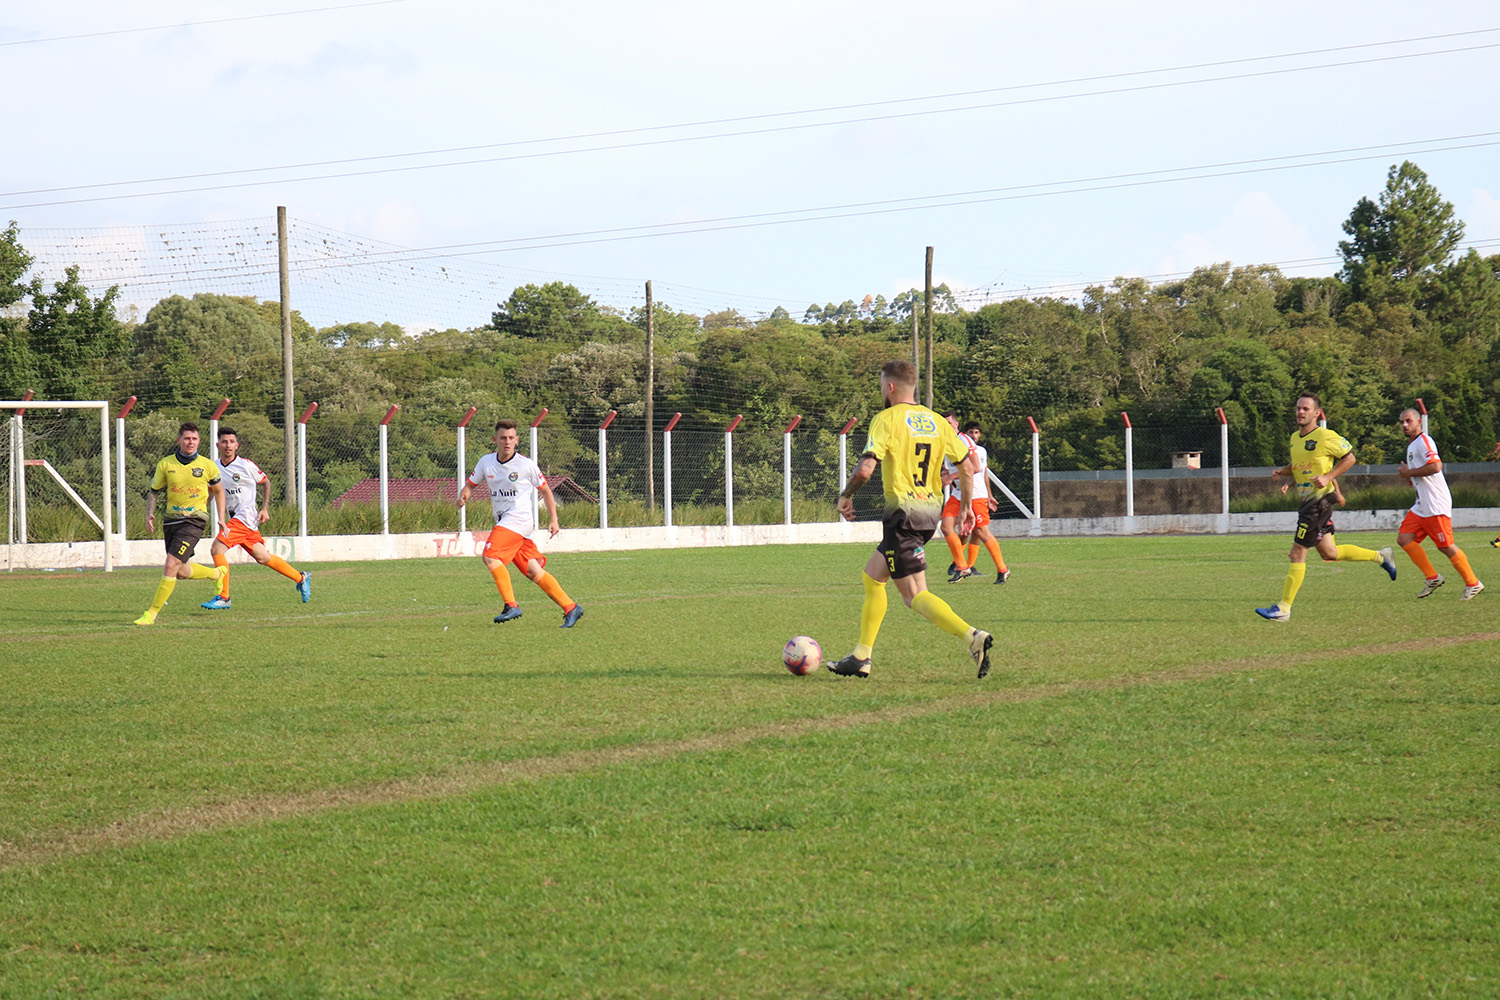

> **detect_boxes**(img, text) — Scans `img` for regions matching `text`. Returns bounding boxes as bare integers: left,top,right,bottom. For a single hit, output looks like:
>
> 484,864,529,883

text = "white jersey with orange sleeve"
468,451,544,536
942,432,976,501
1405,432,1452,518
970,443,991,501
217,456,267,529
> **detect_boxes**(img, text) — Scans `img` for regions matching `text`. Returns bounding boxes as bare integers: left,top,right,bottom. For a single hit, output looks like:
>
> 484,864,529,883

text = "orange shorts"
483,525,546,571
1400,511,1454,547
216,519,266,552
942,496,991,528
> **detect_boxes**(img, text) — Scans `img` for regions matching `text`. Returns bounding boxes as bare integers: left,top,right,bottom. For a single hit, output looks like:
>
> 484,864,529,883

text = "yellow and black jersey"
862,403,969,519
1289,427,1353,501
149,452,221,524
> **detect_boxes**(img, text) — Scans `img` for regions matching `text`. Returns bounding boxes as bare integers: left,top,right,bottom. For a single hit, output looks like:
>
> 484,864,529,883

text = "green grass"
2,534,1498,997
1231,482,1500,513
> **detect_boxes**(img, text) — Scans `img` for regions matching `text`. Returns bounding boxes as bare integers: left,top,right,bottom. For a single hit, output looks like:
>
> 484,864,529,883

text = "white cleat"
1416,574,1445,599
1255,604,1290,622
1461,581,1485,601
967,628,994,679
1378,547,1398,581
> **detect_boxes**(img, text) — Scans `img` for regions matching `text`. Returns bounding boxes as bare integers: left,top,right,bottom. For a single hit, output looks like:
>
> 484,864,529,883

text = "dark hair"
942,410,959,420
882,359,918,386
178,422,200,436
961,420,981,434
494,418,519,433
218,426,237,439
1296,391,1322,409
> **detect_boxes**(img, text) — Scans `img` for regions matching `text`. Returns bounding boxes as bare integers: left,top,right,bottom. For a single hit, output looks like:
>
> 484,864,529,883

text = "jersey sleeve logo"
905,412,938,436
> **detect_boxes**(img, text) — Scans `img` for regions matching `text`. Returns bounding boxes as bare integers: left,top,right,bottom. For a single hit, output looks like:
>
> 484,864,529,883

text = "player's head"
879,360,918,406
493,418,520,458
942,410,960,430
1398,408,1423,440
177,422,201,456
961,420,982,440
1293,393,1322,430
217,427,239,462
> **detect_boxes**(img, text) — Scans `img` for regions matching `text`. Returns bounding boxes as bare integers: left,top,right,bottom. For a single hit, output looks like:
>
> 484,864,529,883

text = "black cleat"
995,570,1010,584
560,604,584,628
947,567,973,583
493,604,523,623
828,653,872,678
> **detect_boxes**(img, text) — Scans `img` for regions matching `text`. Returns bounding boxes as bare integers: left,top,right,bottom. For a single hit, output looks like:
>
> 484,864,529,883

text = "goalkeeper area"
2,535,1496,996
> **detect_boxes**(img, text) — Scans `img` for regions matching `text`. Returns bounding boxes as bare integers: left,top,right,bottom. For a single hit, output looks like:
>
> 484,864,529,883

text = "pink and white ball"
782,635,823,676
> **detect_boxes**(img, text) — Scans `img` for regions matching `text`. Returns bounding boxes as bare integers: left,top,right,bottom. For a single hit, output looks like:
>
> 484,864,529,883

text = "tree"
132,294,281,413
1339,161,1465,304
22,266,127,401
491,282,613,341
1184,341,1294,466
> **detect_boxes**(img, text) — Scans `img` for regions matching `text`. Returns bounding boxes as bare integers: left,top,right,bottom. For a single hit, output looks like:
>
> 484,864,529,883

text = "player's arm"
957,463,976,535
1399,456,1441,480
208,479,227,526
1312,451,1357,490
837,454,878,521
257,475,273,524
537,477,561,537
1269,463,1293,480
145,488,161,533
457,474,480,508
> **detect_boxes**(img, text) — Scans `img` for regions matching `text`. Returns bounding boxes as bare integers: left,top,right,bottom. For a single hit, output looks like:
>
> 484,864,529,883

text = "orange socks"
1448,549,1480,587
266,555,303,584
535,571,576,611
213,552,230,597
944,533,968,570
488,564,518,606
1401,542,1438,580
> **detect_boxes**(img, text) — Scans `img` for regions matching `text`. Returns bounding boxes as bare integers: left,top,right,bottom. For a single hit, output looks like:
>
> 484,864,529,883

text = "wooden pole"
924,246,934,409
645,280,655,511
278,206,295,505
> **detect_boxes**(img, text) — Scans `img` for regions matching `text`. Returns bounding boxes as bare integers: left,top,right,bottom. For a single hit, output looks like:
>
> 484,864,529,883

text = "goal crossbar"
4,400,114,572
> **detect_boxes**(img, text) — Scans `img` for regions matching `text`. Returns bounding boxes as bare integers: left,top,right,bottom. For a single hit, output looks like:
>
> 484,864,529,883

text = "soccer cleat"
995,570,1010,585
1378,547,1397,581
947,562,957,575
828,653,872,678
1416,574,1445,599
968,628,994,679
133,610,157,626
493,604,523,623
1462,581,1485,601
1491,537,1500,548
201,595,232,610
297,572,312,603
560,604,584,629
947,566,973,583
1255,605,1290,622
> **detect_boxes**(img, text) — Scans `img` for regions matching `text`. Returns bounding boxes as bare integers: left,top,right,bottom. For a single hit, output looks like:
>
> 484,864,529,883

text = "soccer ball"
783,635,822,675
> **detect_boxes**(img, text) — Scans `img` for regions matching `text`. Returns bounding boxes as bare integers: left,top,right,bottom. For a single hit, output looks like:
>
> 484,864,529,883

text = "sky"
3,0,1499,330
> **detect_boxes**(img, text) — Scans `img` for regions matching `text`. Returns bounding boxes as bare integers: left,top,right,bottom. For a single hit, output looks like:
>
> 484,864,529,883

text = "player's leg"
482,527,523,621
1257,535,1310,622
831,549,891,677
941,514,970,580
891,529,992,679
522,550,583,627
248,538,308,598
1331,533,1393,572
1434,536,1481,596
201,538,234,609
1397,523,1443,597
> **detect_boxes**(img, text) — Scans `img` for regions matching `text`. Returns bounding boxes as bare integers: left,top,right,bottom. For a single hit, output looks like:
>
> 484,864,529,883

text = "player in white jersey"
1394,409,1483,600
938,412,982,581
201,428,310,609
959,420,1011,583
457,418,584,627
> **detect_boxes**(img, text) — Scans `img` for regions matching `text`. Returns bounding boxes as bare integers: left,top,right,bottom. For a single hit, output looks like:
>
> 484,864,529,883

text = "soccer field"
2,534,1497,998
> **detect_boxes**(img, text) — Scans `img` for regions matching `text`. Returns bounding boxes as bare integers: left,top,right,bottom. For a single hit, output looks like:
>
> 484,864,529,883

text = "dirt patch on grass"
6,630,1499,870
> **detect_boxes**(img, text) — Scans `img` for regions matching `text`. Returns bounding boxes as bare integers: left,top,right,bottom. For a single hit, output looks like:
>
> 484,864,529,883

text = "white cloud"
1156,191,1319,276
1465,188,1500,241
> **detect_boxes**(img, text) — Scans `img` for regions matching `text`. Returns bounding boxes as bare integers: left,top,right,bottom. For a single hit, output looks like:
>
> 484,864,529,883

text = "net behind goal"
2,401,114,572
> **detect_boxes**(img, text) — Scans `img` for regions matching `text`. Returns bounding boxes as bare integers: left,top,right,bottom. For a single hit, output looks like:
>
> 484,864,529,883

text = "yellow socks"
855,572,887,659
186,563,216,580
1448,549,1479,587
1279,562,1306,610
534,571,575,610
148,576,177,615
1334,544,1382,562
911,590,972,637
488,564,518,606
1401,541,1438,580
266,555,303,584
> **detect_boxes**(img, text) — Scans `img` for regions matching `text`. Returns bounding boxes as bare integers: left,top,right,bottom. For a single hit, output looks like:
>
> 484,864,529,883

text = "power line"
5,30,1499,208
0,0,409,48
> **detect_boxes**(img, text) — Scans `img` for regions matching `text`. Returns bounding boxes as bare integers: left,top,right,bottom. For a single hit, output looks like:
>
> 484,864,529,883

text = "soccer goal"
2,400,114,572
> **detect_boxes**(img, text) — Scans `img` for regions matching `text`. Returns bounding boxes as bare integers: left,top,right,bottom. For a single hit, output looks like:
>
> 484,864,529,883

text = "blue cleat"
494,604,523,624
296,572,312,603
560,604,584,629
1255,605,1290,622
201,595,232,610
1378,547,1397,581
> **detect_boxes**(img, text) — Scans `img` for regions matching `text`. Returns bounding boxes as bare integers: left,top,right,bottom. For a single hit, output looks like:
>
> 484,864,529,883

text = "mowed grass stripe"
7,626,1497,871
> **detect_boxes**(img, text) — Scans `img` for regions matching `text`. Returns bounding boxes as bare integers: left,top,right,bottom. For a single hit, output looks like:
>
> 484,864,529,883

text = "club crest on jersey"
192,467,204,477
508,471,519,482
1304,441,1317,451
905,412,938,436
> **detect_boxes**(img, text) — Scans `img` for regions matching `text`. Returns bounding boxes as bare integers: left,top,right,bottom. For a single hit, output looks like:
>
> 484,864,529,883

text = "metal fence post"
724,414,742,528
838,417,858,496
530,407,548,534
297,402,317,538
1122,411,1133,518
663,412,681,528
783,415,801,526
379,405,398,535
1028,417,1041,521
208,398,230,538
599,409,617,531
1218,407,1230,533
115,396,136,540
457,407,477,532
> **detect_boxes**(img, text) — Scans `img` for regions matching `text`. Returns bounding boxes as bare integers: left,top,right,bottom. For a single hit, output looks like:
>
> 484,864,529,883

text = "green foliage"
1339,160,1465,304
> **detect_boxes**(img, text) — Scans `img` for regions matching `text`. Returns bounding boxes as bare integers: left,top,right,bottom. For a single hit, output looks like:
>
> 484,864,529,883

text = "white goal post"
3,400,114,572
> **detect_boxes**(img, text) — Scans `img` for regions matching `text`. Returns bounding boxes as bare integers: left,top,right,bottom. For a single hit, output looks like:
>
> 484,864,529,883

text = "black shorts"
164,519,206,561
1293,495,1336,548
878,508,940,580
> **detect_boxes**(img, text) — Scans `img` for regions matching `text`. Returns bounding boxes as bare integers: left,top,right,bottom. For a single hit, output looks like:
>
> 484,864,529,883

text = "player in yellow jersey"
134,422,228,625
1254,393,1396,622
830,360,994,678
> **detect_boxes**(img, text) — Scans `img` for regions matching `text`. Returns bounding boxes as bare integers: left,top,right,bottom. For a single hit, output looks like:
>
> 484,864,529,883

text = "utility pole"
645,280,655,511
278,206,295,505
924,246,934,408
